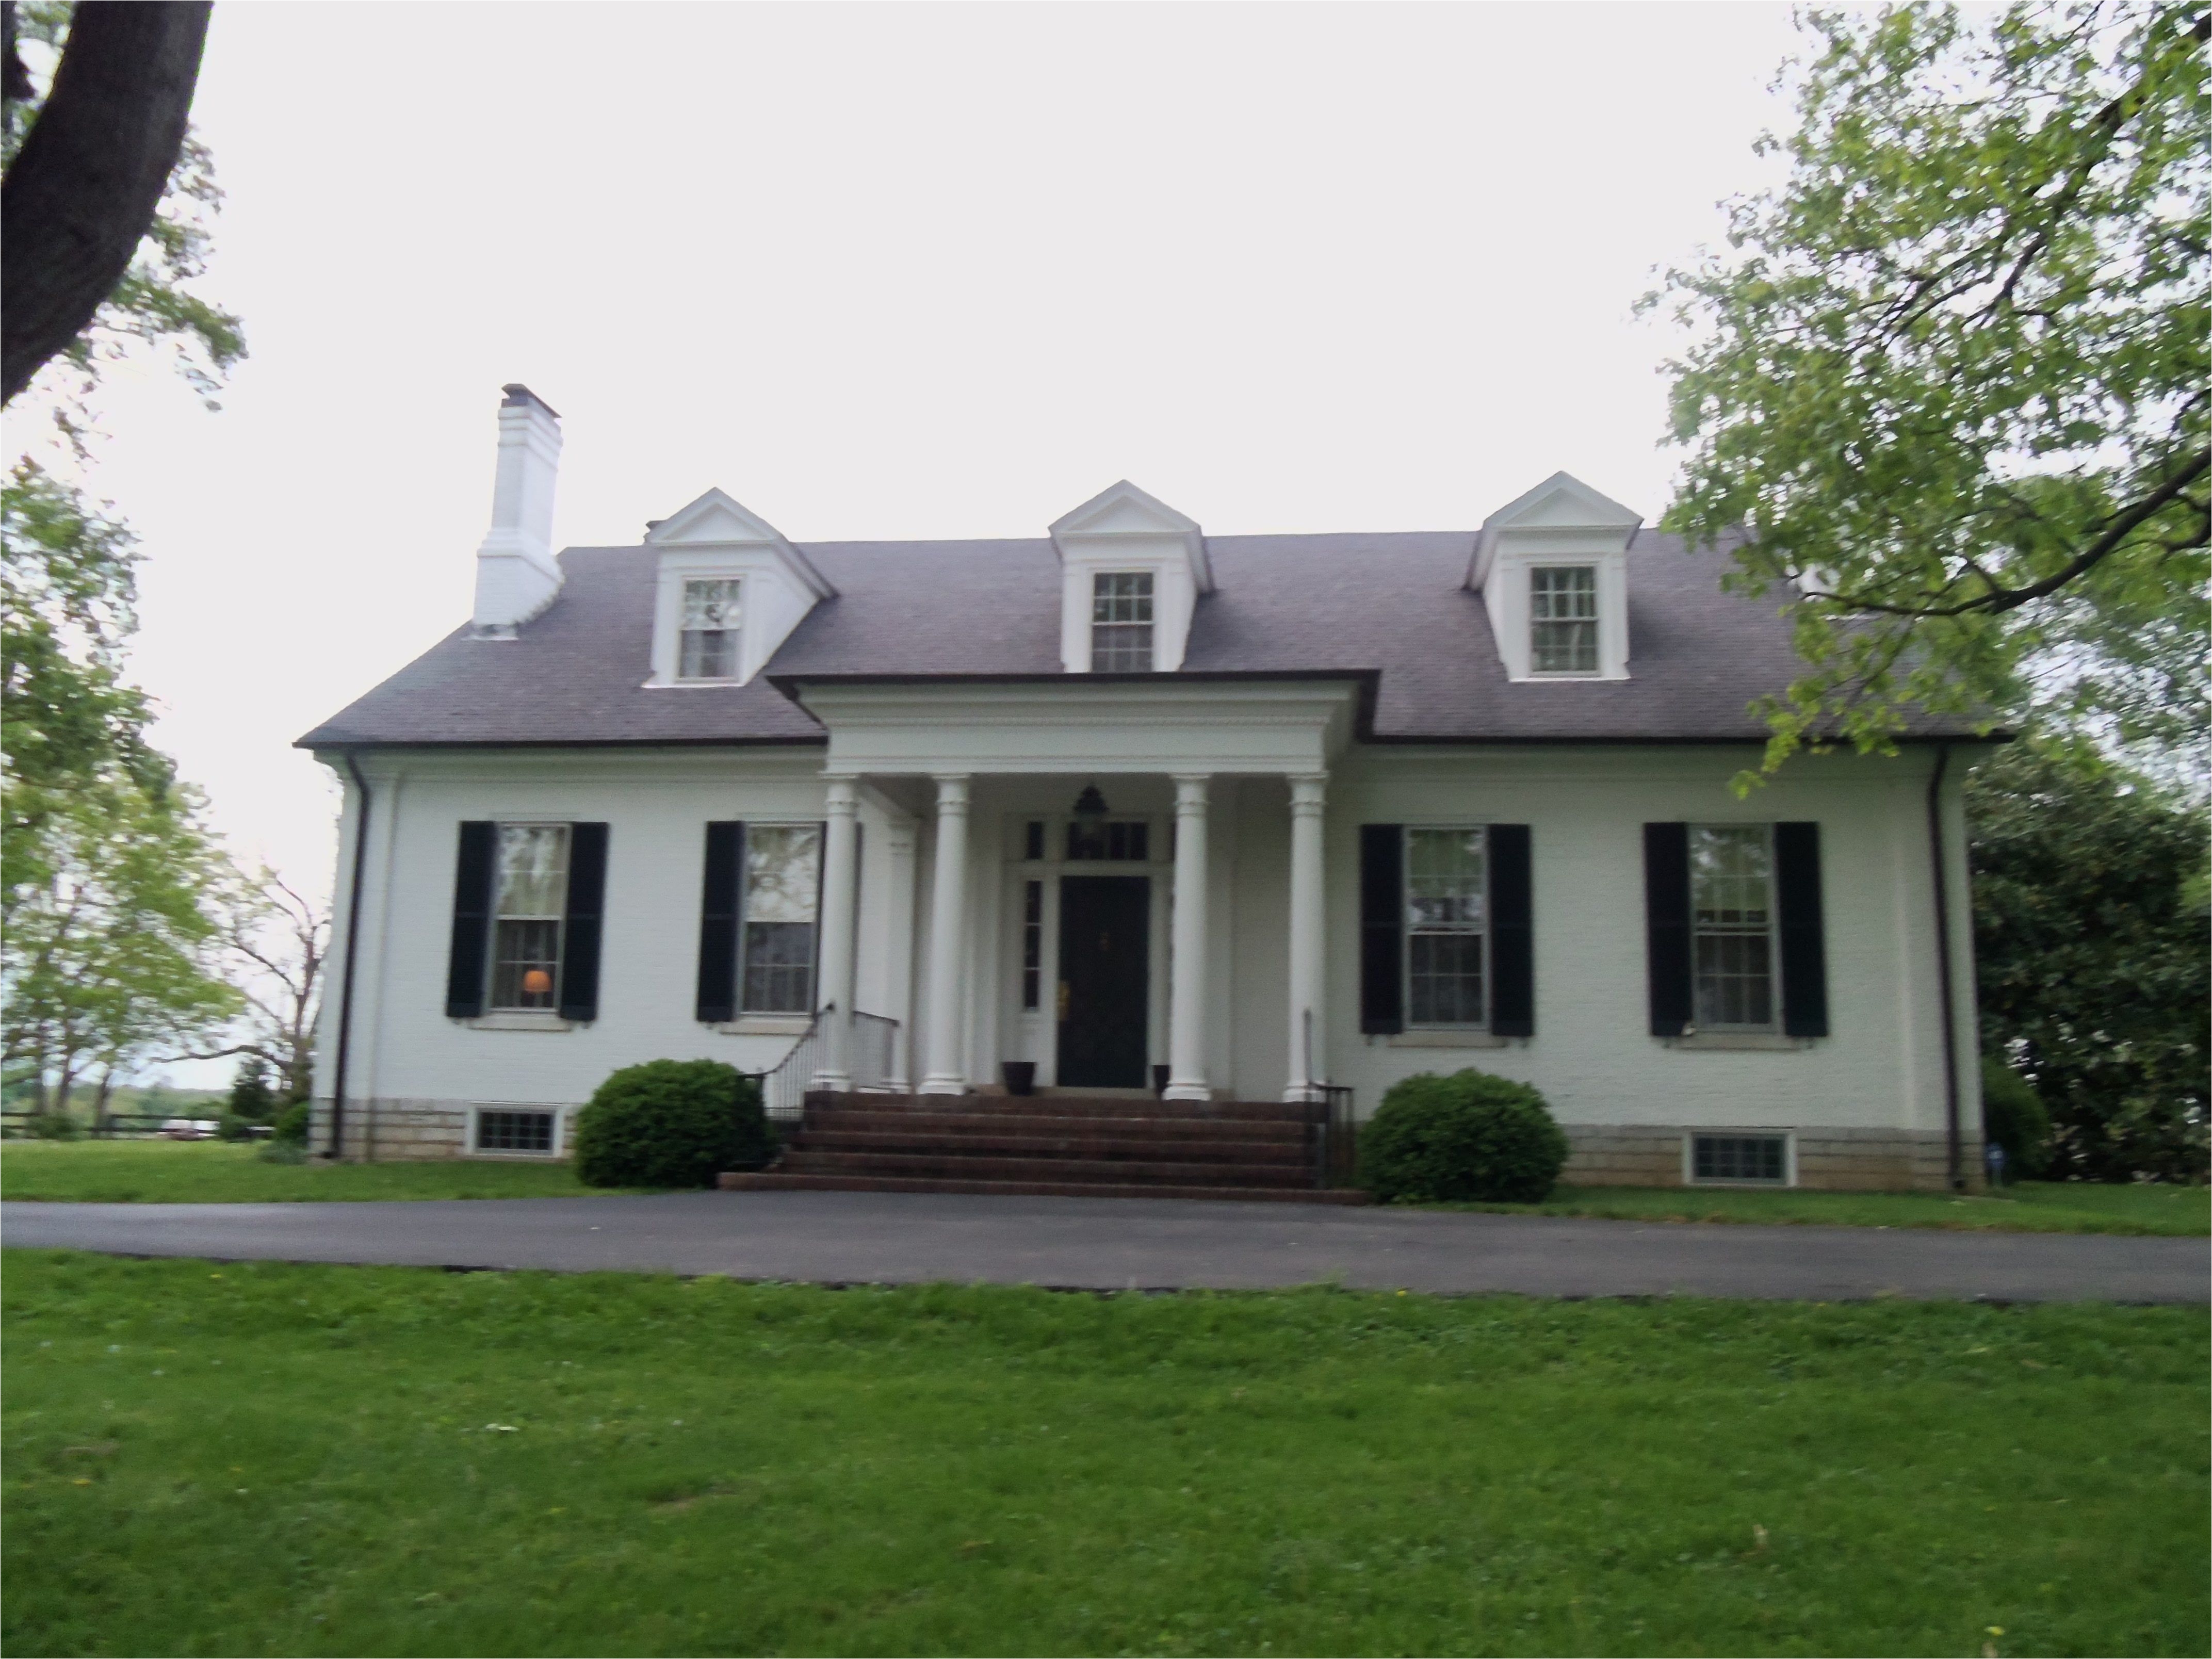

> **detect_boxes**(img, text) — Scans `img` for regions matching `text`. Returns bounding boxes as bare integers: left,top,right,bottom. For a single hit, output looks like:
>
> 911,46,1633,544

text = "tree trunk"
1,2,214,403
90,1062,116,1135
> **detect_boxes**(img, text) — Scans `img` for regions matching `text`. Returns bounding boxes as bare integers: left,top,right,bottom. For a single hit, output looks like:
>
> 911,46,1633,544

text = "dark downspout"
1926,743,1964,1190
329,754,372,1161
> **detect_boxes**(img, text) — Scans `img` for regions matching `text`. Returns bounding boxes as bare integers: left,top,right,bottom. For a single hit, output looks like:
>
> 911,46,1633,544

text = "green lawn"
1412,1180,2211,1237
0,1141,619,1203
4,1251,2205,1657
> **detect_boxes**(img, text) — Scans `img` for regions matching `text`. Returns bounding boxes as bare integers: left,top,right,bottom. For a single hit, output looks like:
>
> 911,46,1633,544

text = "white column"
1165,773,1212,1102
882,817,919,1091
919,774,972,1095
1284,773,1328,1102
810,776,860,1091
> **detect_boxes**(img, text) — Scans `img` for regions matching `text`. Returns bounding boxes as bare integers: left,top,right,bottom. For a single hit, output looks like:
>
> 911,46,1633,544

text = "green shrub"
1981,1059,2053,1179
270,1102,310,1147
1357,1068,1569,1203
256,1140,308,1165
572,1060,770,1189
27,1112,81,1141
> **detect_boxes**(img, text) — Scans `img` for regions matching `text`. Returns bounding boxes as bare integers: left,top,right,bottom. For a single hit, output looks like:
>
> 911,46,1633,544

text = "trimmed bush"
1980,1059,2053,1179
271,1102,310,1146
572,1059,770,1189
1358,1068,1569,1204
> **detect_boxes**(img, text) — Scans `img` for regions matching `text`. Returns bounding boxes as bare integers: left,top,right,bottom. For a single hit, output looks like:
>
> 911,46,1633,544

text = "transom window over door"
1691,825,1777,1029
1091,571,1154,671
1530,565,1598,674
491,824,570,1009
1406,827,1487,1026
679,578,741,680
742,824,821,1013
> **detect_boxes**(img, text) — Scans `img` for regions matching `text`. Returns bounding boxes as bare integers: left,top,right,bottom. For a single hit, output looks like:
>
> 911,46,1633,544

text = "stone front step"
801,1110,1309,1144
794,1130,1310,1165
719,1171,1371,1205
777,1149,1319,1186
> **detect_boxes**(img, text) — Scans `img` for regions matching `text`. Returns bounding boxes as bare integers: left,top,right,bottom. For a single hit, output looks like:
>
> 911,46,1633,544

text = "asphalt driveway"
5,1189,2204,1301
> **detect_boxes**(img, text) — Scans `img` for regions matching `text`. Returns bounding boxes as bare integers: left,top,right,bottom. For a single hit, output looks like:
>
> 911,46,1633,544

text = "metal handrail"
1302,1008,1357,1188
741,1004,903,1124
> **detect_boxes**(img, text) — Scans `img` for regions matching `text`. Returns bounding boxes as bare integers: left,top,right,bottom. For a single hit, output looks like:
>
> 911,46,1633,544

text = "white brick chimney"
471,383,564,637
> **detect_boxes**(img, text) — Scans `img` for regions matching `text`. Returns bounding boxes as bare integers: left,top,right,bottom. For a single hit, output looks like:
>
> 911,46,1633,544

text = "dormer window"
1530,565,1599,675
679,578,742,680
1091,572,1154,671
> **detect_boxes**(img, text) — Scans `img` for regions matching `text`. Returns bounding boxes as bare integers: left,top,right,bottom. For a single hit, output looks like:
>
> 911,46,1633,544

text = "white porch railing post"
1164,773,1213,1102
919,774,972,1095
1283,772,1328,1102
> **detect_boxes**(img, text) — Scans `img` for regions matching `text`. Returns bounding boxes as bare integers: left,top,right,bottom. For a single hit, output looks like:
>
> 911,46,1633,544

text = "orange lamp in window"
521,968,554,997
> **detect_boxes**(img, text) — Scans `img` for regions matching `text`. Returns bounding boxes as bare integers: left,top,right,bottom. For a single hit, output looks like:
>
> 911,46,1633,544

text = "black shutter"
696,822,744,1023
1775,821,1829,1038
1489,824,1534,1037
444,821,496,1018
1644,822,1693,1036
558,823,609,1023
1359,824,1404,1035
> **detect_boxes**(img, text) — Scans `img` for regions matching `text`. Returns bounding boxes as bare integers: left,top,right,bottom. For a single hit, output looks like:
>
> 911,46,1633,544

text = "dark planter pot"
1001,1062,1037,1097
1151,1064,1172,1098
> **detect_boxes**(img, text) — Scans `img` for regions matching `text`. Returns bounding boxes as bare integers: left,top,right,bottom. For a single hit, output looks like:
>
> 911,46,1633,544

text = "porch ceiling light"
1072,785,1110,840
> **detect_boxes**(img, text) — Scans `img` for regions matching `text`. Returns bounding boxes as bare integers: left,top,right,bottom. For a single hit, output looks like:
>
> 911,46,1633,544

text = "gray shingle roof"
296,529,1969,749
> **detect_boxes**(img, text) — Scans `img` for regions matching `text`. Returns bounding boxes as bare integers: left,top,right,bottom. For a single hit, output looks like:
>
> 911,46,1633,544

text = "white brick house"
302,385,1991,1192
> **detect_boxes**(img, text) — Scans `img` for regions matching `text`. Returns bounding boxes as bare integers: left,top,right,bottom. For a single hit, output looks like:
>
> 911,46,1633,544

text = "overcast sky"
14,1,1805,1082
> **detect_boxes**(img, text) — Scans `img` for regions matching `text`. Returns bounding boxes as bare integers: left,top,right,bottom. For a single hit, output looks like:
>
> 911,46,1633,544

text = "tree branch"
1,2,213,404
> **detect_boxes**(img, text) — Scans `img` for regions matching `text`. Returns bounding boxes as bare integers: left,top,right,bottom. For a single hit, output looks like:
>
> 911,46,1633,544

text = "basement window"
1689,1133,1788,1185
473,1108,558,1157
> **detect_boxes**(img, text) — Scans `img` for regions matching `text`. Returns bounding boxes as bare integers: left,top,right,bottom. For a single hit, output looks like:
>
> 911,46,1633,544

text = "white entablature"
1049,480,1213,674
1467,471,1642,682
642,489,835,688
788,676,1359,776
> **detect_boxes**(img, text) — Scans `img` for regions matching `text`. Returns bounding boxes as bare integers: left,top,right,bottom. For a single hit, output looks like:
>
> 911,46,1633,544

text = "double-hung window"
1690,825,1777,1029
679,577,742,680
1091,572,1154,671
1530,565,1598,674
741,824,821,1014
489,824,570,1010
1405,827,1487,1026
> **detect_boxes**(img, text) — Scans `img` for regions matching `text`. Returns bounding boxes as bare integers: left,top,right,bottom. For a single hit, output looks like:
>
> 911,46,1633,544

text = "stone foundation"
1564,1124,1973,1192
308,1099,572,1163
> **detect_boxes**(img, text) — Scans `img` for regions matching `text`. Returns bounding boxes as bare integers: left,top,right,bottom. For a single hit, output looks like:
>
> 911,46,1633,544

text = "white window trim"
646,554,751,687
466,1103,568,1159
1688,822,1784,1035
1525,563,1603,679
484,820,572,1016
1682,1130,1796,1188
467,1011,575,1033
1089,570,1158,673
674,574,744,684
1403,823,1491,1032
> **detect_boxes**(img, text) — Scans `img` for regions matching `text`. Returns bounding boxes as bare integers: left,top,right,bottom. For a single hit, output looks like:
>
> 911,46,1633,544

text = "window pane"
1691,825,1775,1027
1409,933,1484,1026
478,1110,555,1153
745,825,821,924
1021,879,1043,1010
495,825,569,918
1694,1134,1785,1182
1406,828,1485,930
683,578,740,630
491,918,561,1009
678,579,740,679
742,920,815,1013
1091,623,1154,672
1091,571,1154,623
680,628,735,679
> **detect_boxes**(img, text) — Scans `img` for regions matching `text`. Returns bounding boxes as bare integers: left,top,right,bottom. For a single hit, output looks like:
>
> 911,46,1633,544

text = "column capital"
931,774,971,812
1172,773,1212,809
1288,773,1327,812
823,775,860,814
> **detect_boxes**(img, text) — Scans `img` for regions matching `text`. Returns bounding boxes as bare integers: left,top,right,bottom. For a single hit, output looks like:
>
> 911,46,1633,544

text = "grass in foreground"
0,1141,624,1203
1410,1179,2210,1236
5,1251,2205,1657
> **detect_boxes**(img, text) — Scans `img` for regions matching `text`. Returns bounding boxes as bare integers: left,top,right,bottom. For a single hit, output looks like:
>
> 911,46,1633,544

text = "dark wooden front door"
1056,876,1150,1087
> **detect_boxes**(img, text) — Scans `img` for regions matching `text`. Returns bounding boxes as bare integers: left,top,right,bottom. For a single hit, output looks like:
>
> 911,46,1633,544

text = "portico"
784,675,1362,1105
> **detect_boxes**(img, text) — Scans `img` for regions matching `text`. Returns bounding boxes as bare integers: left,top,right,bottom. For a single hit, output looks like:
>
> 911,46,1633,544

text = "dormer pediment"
642,489,834,687
1468,471,1641,588
1050,480,1213,593
1048,481,1209,673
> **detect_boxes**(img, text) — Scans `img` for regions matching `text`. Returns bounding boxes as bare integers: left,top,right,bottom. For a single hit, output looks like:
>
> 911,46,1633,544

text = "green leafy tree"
1647,1,2208,779
225,1054,273,1122
1967,740,2208,1181
1,771,241,1120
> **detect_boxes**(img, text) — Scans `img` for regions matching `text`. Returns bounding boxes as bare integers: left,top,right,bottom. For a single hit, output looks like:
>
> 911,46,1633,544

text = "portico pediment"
780,674,1363,777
